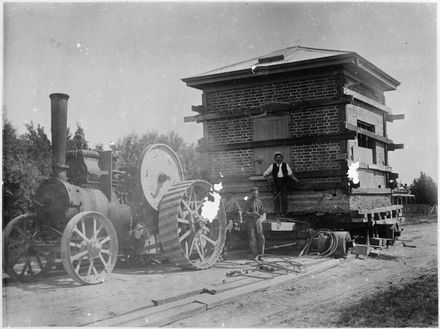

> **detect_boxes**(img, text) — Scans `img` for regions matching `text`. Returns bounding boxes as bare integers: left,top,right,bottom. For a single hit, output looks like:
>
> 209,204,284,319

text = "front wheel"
61,211,118,285
3,214,55,282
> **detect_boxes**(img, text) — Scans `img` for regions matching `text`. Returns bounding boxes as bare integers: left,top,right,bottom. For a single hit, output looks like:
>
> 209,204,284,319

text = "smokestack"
49,93,69,180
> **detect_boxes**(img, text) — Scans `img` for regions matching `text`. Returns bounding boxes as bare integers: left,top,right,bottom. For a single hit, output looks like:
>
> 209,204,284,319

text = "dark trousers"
274,177,288,216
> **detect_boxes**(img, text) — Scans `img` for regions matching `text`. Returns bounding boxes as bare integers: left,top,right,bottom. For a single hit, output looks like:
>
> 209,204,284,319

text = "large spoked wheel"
61,211,118,285
159,180,226,269
3,214,55,282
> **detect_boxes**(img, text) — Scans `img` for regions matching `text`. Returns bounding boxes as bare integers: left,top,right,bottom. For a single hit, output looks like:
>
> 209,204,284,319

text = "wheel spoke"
87,260,94,277
177,217,190,225
194,238,204,261
179,230,191,243
99,253,109,268
13,225,26,239
195,201,204,212
200,233,217,246
189,238,195,256
28,260,35,277
20,258,30,276
73,227,89,242
185,241,189,258
100,249,110,254
99,236,110,245
70,242,83,248
92,266,98,276
81,221,87,239
71,250,88,261
75,257,84,273
93,218,97,239
181,200,192,213
95,225,104,238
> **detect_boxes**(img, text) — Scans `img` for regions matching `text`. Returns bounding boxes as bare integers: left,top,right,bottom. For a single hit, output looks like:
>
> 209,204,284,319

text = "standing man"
244,187,266,258
263,151,300,217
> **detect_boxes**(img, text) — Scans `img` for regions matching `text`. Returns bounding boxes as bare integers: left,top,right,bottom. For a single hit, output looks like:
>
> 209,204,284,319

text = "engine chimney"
49,93,69,181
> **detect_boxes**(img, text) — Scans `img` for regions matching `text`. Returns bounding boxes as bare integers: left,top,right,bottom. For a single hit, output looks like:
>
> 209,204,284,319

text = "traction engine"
3,93,226,284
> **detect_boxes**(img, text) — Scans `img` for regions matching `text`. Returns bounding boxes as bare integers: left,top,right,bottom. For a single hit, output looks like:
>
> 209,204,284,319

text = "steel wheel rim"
61,211,118,285
159,180,226,269
3,214,55,281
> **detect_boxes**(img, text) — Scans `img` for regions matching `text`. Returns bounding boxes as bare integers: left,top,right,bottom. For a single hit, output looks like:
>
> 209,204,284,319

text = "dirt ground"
2,216,437,327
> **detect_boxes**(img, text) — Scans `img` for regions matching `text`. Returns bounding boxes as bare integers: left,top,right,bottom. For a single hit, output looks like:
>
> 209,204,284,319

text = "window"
357,120,375,149
357,120,376,164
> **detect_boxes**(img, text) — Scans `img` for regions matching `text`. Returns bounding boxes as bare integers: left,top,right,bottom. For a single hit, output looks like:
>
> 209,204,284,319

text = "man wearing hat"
244,187,266,257
263,151,300,217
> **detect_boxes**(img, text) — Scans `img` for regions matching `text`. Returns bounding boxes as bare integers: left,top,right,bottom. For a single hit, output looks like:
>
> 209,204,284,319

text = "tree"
2,120,51,223
410,172,438,205
2,119,90,224
111,130,200,179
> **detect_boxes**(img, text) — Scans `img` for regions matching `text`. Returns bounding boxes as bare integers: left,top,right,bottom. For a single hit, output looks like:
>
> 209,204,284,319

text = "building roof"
182,46,400,91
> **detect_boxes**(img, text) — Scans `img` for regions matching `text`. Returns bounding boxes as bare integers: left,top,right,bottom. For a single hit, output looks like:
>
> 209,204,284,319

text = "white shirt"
263,162,293,178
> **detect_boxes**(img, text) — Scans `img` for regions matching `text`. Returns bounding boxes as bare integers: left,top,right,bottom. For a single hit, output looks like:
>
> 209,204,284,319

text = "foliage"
410,172,438,205
2,120,52,223
2,120,90,224
110,131,201,179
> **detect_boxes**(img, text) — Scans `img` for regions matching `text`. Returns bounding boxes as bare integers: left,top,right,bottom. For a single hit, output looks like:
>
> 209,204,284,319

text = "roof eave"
182,54,355,89
182,53,400,91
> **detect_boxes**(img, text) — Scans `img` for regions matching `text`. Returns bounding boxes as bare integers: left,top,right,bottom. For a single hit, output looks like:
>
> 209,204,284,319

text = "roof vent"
257,54,285,64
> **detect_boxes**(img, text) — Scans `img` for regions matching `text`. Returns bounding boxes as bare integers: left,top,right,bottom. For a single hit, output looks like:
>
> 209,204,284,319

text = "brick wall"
291,141,342,171
203,74,343,181
289,105,340,137
206,76,338,114
208,150,254,176
207,117,252,144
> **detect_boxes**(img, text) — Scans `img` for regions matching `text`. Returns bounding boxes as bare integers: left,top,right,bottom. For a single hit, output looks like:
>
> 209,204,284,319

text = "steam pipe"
49,93,69,181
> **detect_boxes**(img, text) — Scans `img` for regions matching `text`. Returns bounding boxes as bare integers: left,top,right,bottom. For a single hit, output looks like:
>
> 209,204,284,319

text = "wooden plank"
194,259,341,310
345,122,393,144
199,131,357,152
357,204,402,214
192,105,205,113
185,96,352,122
343,87,392,113
385,113,405,122
351,188,392,195
388,143,404,151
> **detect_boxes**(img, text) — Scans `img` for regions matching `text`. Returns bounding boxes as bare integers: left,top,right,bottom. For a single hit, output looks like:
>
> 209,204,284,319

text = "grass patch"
336,271,438,327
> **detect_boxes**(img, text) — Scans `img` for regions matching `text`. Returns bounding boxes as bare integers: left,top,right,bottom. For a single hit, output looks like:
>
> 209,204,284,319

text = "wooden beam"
386,113,405,122
351,188,392,195
345,122,393,144
388,143,404,151
343,87,392,113
192,105,205,113
184,96,352,123
198,131,357,152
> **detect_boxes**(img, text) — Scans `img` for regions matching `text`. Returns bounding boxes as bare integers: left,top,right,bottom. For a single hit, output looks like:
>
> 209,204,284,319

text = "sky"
2,1,438,184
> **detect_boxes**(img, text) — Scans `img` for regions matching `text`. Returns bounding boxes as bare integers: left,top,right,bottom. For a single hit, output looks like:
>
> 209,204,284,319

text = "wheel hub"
88,240,101,258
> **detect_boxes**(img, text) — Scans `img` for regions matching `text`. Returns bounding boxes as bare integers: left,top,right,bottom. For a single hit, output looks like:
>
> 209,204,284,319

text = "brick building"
183,46,404,221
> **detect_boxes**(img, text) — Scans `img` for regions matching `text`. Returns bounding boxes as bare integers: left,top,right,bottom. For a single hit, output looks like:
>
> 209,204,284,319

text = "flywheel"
158,180,226,269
